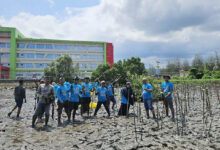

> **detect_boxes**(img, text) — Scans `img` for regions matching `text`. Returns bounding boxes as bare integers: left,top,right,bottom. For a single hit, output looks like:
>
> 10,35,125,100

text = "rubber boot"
32,115,37,128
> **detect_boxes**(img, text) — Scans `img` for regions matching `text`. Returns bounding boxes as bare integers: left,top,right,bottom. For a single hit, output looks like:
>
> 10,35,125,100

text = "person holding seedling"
118,82,134,116
141,78,156,119
161,75,175,121
94,81,110,117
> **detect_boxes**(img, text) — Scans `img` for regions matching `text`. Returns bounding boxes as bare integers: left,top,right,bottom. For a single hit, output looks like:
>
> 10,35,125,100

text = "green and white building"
0,26,114,79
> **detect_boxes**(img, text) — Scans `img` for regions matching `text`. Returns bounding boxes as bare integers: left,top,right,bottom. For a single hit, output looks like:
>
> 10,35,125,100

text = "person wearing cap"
118,82,134,116
32,77,55,128
142,78,156,119
8,79,26,118
94,81,110,117
69,77,82,122
80,76,94,116
56,77,70,125
161,75,175,120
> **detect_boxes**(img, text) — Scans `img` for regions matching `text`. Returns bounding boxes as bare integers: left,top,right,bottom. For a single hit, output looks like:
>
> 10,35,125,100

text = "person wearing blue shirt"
118,82,134,116
161,75,175,120
93,81,110,117
69,77,81,121
142,78,156,119
80,76,94,116
56,77,70,125
106,78,119,110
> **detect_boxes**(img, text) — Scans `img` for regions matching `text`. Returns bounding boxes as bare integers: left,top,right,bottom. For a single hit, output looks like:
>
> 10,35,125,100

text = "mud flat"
0,88,220,150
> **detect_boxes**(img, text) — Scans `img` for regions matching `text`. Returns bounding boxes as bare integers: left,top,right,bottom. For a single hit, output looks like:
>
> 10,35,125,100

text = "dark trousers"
94,101,110,116
57,100,69,115
80,97,91,115
118,103,130,116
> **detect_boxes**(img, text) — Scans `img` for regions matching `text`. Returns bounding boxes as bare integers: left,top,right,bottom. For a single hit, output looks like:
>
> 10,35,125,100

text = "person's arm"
165,83,173,98
57,88,63,103
95,88,99,95
23,88,26,103
144,84,152,93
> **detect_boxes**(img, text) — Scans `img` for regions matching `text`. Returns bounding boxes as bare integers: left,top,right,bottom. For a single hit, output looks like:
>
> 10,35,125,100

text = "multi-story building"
0,26,113,79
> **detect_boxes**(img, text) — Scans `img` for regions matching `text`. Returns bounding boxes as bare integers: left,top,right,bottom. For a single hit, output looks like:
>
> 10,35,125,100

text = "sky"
1,0,220,68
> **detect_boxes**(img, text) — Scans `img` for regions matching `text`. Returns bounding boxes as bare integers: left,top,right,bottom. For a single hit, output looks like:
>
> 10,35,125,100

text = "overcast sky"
1,0,220,68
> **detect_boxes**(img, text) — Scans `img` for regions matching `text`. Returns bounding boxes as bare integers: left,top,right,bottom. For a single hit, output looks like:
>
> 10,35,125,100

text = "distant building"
179,69,190,77
0,26,114,79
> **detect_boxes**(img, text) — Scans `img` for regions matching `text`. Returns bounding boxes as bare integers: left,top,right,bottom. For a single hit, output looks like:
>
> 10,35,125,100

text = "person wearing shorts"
57,77,69,125
161,75,174,120
69,77,81,122
142,78,156,119
8,79,26,118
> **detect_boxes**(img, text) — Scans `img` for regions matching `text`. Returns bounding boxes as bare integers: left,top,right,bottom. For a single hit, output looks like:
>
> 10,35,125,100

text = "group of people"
7,75,174,128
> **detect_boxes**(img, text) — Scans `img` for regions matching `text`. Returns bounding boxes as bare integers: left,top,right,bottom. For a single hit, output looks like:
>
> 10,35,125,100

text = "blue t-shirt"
142,83,153,99
96,87,108,102
57,85,69,102
64,82,71,97
69,84,82,102
120,90,129,104
81,83,93,98
161,81,174,98
94,82,100,89
106,84,114,96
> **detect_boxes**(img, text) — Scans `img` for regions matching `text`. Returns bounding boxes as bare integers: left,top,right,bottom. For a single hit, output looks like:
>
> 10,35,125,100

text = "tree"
91,57,147,85
192,54,203,69
182,59,190,70
44,55,79,82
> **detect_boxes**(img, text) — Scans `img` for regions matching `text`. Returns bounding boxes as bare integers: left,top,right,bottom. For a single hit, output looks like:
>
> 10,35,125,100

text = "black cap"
74,76,80,80
163,75,171,79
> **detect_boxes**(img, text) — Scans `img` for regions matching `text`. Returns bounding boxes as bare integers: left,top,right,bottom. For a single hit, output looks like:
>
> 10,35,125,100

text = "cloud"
47,0,55,8
1,0,220,68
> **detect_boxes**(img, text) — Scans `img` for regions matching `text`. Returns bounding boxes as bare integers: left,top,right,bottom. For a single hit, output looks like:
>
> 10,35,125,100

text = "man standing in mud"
69,77,81,122
94,81,110,117
56,77,70,125
106,77,120,110
32,77,55,128
8,79,26,118
141,78,156,119
80,76,94,117
161,75,175,121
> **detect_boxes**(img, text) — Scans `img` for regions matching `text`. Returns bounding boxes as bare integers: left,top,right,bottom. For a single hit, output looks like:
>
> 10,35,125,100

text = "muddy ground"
0,88,220,150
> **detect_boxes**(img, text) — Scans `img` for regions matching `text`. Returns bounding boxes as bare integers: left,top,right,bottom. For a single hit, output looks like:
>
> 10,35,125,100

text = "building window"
54,45,63,50
36,54,44,58
73,46,87,50
17,43,25,48
25,63,34,68
26,53,35,58
36,44,45,49
80,64,87,69
45,44,53,49
0,43,6,48
27,44,35,49
90,64,97,69
2,63,10,67
36,63,45,68
7,43,10,48
63,45,71,50
0,53,10,58
88,46,104,51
